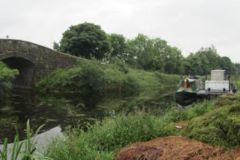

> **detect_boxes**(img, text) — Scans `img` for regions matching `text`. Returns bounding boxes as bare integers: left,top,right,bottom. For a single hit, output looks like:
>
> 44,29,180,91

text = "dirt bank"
116,136,240,160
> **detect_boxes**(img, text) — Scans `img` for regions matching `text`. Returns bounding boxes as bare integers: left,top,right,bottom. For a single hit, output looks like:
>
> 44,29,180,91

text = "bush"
85,112,167,151
47,112,173,160
184,102,240,147
46,94,240,159
47,133,113,160
36,59,180,112
47,103,214,160
36,60,140,109
0,62,18,104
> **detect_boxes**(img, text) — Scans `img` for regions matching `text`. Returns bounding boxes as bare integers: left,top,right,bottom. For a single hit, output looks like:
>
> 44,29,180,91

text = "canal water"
0,86,176,144
0,88,107,144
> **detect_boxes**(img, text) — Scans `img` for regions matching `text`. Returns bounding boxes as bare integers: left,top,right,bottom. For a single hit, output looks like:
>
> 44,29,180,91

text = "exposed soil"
116,136,240,160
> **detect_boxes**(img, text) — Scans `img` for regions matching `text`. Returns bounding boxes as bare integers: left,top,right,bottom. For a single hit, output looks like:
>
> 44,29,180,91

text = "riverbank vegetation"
35,22,240,159
45,93,240,160
36,59,179,112
0,120,47,160
1,22,240,160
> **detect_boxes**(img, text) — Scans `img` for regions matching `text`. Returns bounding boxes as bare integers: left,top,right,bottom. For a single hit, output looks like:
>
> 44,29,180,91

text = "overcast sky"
1,0,240,62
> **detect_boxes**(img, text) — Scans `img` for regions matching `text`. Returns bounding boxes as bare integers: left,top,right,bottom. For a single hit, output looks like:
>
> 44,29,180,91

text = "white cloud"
0,0,240,62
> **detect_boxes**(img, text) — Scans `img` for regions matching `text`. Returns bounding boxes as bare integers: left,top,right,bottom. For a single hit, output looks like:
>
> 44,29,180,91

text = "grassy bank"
35,59,240,159
45,93,240,160
36,60,180,112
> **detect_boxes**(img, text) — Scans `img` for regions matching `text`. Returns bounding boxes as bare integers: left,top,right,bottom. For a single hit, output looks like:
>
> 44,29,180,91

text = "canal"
0,87,107,143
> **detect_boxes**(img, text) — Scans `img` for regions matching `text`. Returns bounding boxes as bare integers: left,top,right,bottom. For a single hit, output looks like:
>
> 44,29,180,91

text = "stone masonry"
0,39,79,87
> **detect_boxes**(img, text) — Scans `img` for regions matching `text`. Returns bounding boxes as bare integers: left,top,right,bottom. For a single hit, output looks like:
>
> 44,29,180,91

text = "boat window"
182,79,191,88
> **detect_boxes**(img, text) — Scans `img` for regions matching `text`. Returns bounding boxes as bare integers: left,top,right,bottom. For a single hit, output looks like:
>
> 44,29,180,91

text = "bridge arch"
2,57,35,87
0,39,79,88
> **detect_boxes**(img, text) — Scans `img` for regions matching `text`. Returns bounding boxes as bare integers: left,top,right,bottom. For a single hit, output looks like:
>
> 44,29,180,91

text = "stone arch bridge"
0,39,79,88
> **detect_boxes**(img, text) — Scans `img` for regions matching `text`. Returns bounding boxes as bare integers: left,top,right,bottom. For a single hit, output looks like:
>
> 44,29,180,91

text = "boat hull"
176,91,206,106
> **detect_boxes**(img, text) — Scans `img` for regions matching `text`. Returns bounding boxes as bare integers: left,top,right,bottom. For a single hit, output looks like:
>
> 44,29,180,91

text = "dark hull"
176,91,206,106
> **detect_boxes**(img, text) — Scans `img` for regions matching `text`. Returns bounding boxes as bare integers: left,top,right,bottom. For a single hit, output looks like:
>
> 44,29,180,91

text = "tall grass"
0,120,48,160
46,98,221,160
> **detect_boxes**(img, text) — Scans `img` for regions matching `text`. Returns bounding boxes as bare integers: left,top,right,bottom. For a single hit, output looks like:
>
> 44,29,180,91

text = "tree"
184,46,225,75
108,33,127,58
125,34,183,73
126,34,157,70
58,22,111,59
53,41,60,51
234,63,240,75
220,56,234,74
163,47,184,74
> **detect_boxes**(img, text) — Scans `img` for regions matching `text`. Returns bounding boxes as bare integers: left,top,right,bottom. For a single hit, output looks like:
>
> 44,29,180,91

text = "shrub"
47,133,113,160
36,60,141,109
85,112,166,151
184,103,240,147
46,94,240,159
0,62,18,104
46,112,179,160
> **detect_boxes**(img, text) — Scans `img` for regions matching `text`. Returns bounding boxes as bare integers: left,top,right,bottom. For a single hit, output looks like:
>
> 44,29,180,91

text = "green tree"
125,34,183,73
126,34,154,69
53,41,60,51
184,46,224,75
233,63,240,75
184,47,239,76
162,46,184,74
220,56,234,74
126,34,156,70
59,22,111,59
108,33,127,58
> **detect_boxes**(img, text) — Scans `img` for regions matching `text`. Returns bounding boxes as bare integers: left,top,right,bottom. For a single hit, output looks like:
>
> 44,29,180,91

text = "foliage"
36,60,142,109
36,59,181,111
184,46,236,75
53,41,60,51
45,101,210,159
123,35,239,75
46,92,240,159
184,94,240,147
85,113,167,151
47,132,113,160
220,56,235,74
54,22,240,75
234,63,240,75
0,120,48,160
0,62,18,104
124,34,184,74
58,22,111,59
46,112,168,160
124,38,239,75
0,136,23,160
108,34,127,58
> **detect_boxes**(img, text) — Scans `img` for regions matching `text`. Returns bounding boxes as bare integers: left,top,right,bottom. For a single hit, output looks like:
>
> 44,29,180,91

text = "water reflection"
0,86,176,143
0,88,103,143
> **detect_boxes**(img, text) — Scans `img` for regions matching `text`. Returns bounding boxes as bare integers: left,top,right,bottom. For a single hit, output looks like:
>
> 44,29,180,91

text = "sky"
1,0,240,62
